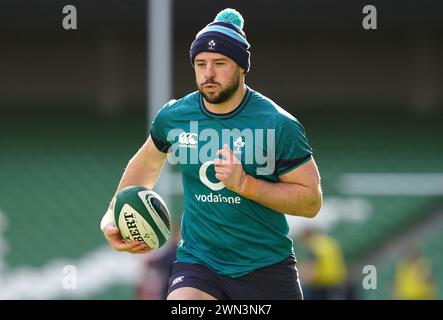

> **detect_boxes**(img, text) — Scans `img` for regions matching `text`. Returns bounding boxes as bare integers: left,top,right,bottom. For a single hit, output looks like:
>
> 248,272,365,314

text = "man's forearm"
111,158,160,204
101,153,161,230
109,138,167,209
239,175,322,218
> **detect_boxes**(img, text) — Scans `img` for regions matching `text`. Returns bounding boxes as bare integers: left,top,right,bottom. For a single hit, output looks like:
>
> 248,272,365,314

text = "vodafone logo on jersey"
178,132,198,149
199,160,225,191
197,160,242,205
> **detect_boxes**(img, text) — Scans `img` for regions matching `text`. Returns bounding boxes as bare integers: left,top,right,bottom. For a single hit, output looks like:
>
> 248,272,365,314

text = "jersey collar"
198,87,251,120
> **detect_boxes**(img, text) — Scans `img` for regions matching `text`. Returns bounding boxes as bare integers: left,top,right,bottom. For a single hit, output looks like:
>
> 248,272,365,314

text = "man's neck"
203,84,247,114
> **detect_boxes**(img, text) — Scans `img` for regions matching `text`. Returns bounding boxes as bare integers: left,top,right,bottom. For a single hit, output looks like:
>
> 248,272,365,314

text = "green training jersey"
150,87,313,277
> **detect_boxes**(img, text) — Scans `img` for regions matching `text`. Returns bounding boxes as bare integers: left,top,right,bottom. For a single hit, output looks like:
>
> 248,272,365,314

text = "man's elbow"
291,188,323,218
305,193,322,218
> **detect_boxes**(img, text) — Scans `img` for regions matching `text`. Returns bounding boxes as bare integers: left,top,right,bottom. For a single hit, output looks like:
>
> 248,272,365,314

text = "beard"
197,70,240,105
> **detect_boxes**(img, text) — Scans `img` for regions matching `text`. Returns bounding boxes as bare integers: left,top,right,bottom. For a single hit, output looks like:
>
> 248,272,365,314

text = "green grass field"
1,109,442,299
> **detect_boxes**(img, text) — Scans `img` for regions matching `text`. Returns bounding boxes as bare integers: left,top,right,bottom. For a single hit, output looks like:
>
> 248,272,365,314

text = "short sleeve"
275,117,313,175
149,100,175,153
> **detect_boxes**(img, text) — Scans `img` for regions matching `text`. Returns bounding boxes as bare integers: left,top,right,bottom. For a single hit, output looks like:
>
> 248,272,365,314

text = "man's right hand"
103,223,151,254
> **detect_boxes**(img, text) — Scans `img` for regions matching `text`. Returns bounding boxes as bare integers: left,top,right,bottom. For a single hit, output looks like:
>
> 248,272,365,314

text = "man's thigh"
167,262,227,300
225,255,303,300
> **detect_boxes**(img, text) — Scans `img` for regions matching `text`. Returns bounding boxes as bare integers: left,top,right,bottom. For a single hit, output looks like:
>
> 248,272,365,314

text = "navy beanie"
190,8,251,73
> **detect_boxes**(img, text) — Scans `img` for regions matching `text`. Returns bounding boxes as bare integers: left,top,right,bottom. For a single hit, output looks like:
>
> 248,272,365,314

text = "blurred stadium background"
1,0,442,299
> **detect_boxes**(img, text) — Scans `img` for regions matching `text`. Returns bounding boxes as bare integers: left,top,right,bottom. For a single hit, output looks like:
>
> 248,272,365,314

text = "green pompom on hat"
214,8,244,29
190,8,251,72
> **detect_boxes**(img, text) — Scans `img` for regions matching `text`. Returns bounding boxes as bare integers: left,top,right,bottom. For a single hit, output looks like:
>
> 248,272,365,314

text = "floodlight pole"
147,0,174,202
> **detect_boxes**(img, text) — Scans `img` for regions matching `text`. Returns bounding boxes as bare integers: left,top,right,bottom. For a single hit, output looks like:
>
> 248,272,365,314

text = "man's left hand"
214,144,247,194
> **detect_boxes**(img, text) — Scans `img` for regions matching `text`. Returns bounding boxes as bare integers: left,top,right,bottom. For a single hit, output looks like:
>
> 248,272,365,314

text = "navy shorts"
167,255,303,300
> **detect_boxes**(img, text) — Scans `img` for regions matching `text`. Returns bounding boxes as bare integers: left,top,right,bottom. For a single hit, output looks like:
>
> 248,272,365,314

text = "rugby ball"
114,186,170,249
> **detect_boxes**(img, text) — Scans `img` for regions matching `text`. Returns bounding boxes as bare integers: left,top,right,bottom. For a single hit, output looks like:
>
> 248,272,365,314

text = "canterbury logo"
178,132,198,146
208,40,216,50
171,276,184,287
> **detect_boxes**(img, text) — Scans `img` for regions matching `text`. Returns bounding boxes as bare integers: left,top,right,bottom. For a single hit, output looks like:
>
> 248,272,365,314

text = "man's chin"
204,97,221,104
199,84,237,104
201,91,221,104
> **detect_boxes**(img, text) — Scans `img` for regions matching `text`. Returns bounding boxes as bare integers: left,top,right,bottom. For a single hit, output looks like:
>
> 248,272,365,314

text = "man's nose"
205,64,215,78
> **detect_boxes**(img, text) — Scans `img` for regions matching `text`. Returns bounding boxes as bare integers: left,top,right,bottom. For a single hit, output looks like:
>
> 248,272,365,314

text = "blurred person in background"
135,227,181,300
392,247,437,300
298,228,348,299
